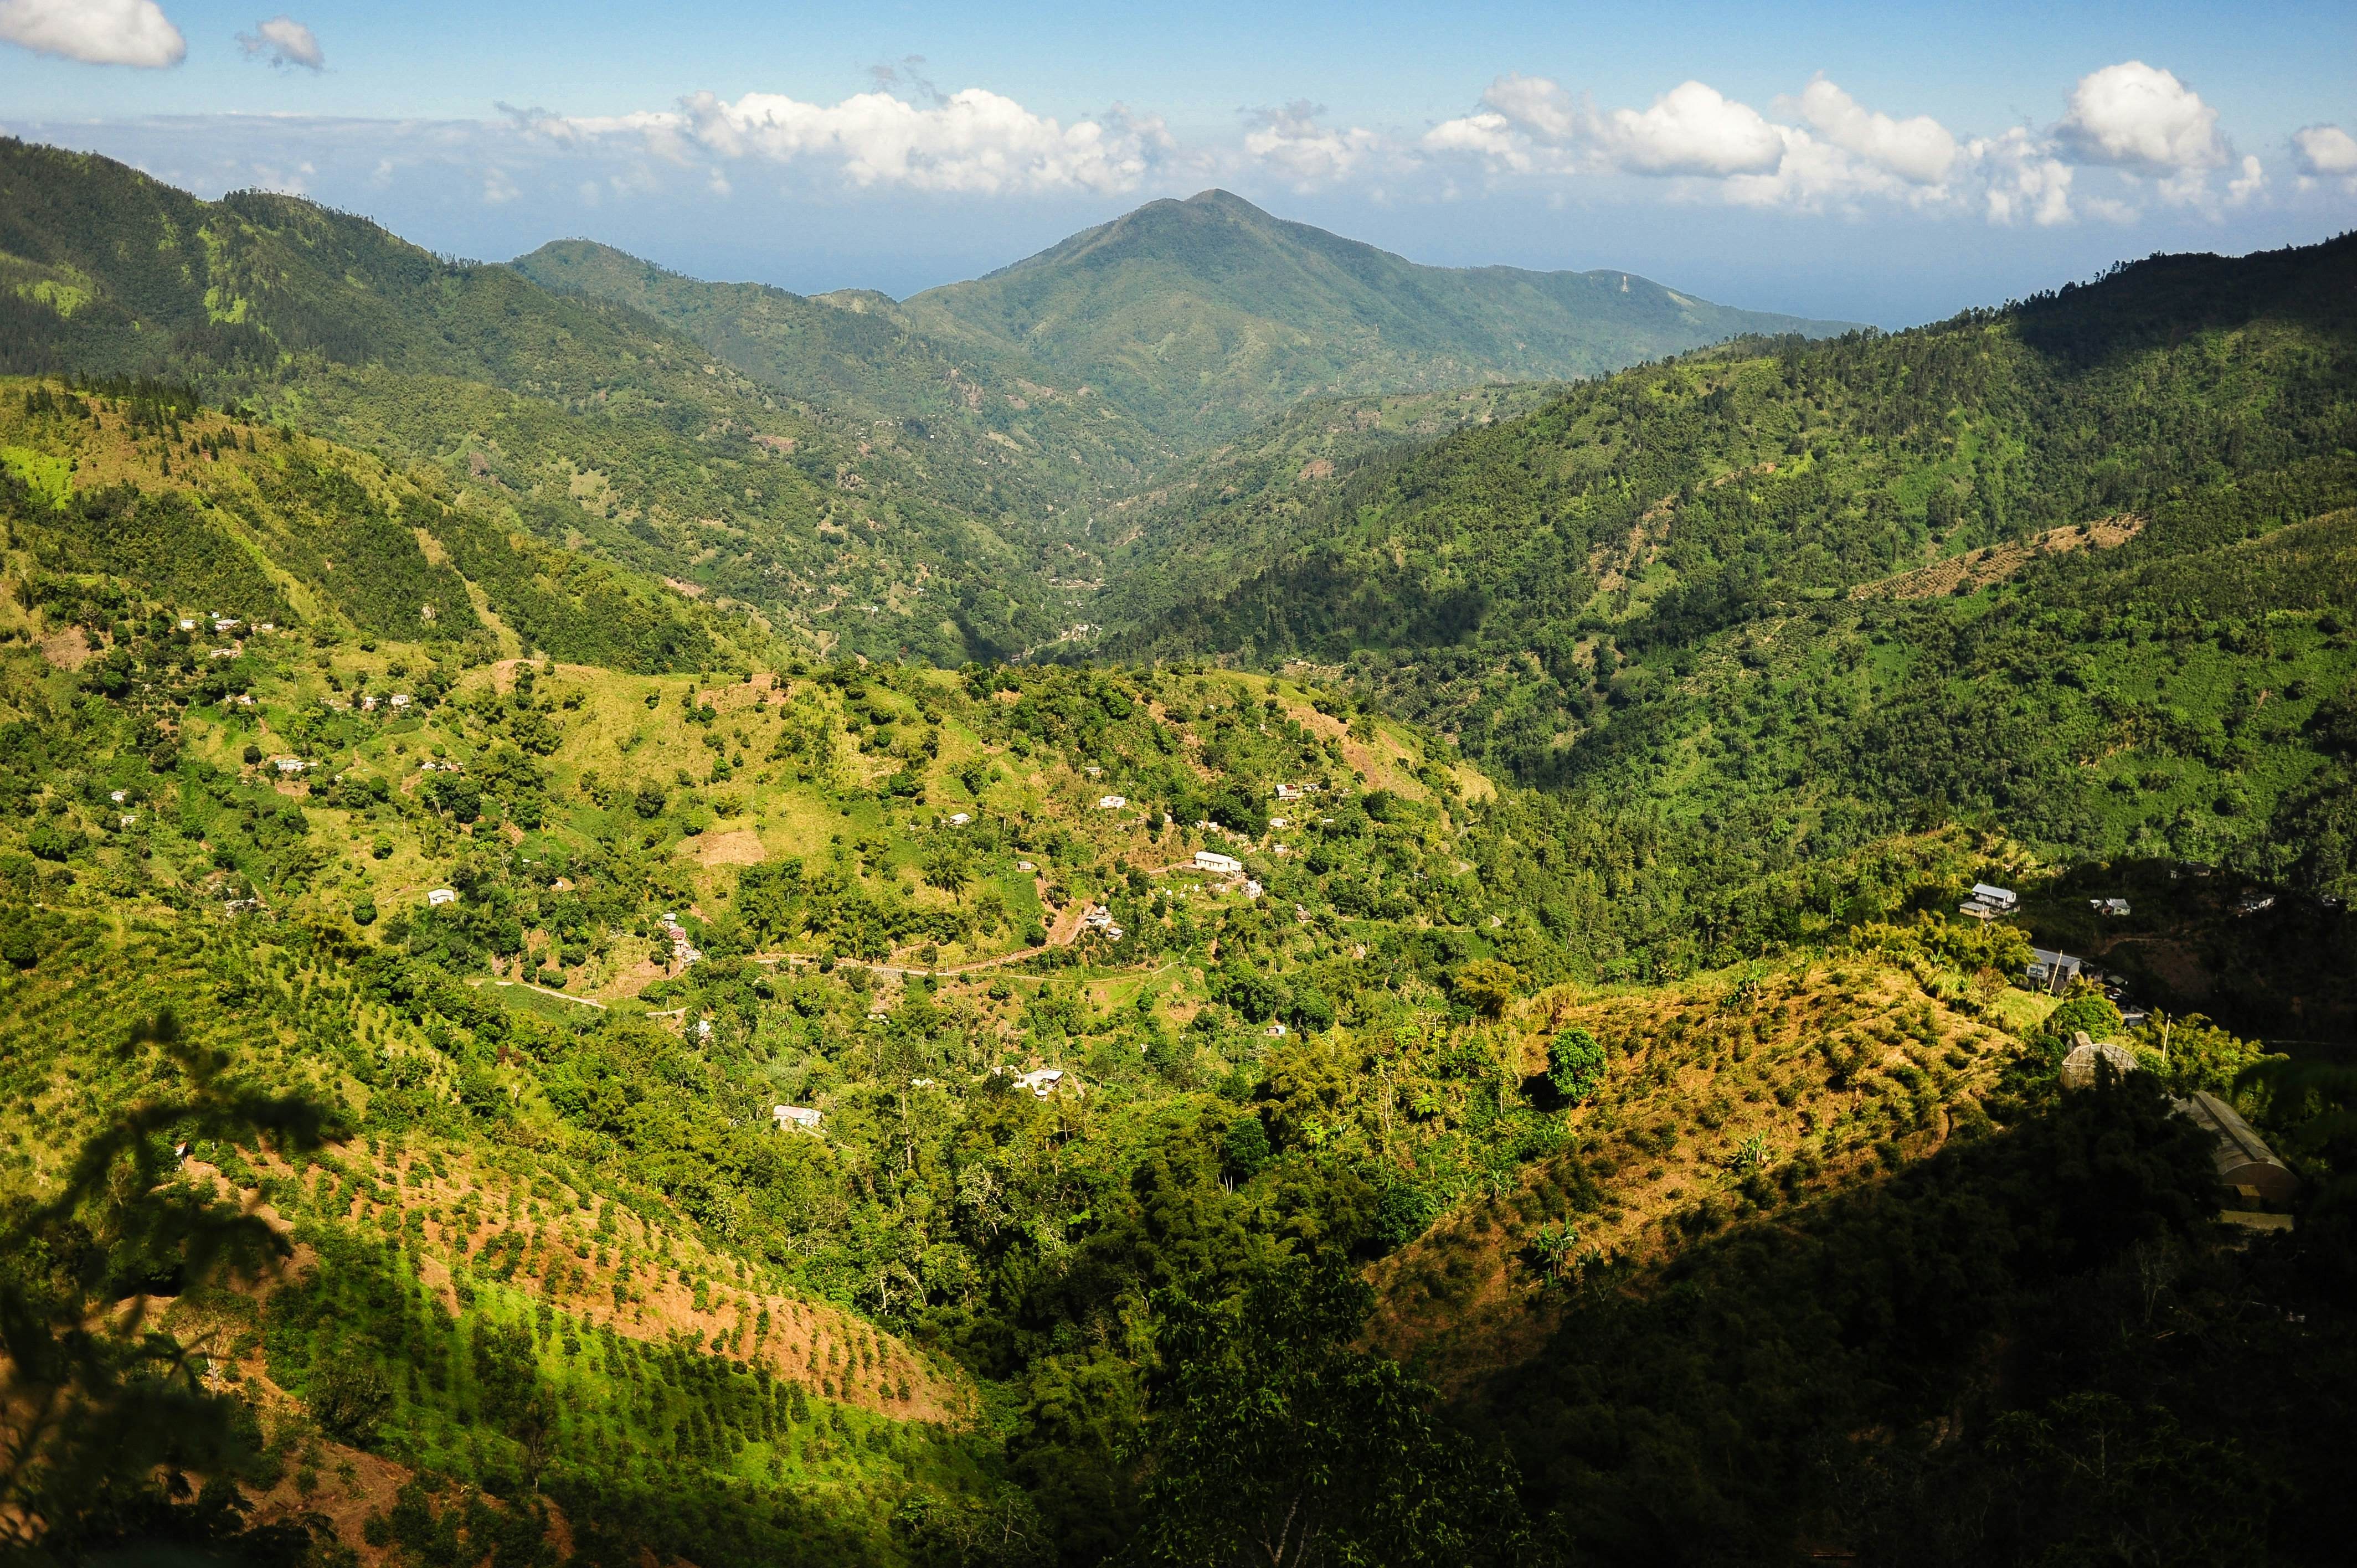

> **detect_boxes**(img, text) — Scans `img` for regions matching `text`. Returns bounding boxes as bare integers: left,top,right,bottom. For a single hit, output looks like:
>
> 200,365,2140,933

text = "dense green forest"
3,141,2355,1568
1104,237,2357,910
508,241,1165,519
0,139,1074,664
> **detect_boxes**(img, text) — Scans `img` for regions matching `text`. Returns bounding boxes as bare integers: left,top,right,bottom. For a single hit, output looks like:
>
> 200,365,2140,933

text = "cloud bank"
533,86,1173,195
1404,60,2278,227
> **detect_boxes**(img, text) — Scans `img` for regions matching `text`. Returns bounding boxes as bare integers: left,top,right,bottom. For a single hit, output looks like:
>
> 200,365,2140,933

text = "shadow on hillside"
1452,1076,2355,1566
2010,235,2357,373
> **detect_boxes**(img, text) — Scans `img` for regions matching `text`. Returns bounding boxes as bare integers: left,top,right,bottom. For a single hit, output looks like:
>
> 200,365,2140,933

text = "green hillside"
890,189,1855,452
1095,381,1561,632
1106,236,2357,927
510,240,1161,518
7,446,2348,1559
0,138,1062,664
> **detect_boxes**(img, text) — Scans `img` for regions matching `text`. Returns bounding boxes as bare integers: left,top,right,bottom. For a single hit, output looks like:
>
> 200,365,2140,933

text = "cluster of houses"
178,613,270,636
1962,881,2152,1023
1080,904,1124,942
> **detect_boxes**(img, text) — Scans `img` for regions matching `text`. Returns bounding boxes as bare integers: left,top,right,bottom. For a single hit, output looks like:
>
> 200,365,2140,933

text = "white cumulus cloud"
1432,73,1965,212
1418,62,2289,228
2292,123,2357,192
1599,80,1784,176
2056,61,2225,171
2293,123,2357,175
556,86,1170,195
2227,153,2266,206
0,0,184,67
1971,127,2075,226
1242,101,1387,188
1786,77,1957,186
237,14,322,70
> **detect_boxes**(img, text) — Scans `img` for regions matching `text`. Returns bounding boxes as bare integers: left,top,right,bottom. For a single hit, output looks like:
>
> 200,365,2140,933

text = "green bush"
1547,1028,1605,1103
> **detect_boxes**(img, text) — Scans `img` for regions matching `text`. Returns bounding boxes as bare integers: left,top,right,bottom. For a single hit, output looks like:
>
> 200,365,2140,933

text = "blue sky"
4,0,2353,323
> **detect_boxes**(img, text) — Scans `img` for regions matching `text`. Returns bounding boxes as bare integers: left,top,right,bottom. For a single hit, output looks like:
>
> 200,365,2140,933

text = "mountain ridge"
892,187,1857,448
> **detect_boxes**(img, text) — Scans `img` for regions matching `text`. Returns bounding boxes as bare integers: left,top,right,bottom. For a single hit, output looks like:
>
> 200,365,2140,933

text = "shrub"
1548,1028,1605,1103
308,1359,392,1447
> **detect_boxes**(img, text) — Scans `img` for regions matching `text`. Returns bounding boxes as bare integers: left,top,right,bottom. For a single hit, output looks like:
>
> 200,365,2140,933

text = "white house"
772,1104,824,1133
949,812,972,826
1194,850,1243,876
275,757,306,774
427,888,459,907
1098,795,1127,810
1241,878,1264,900
1970,883,2018,911
1274,783,1305,801
1013,1068,1066,1098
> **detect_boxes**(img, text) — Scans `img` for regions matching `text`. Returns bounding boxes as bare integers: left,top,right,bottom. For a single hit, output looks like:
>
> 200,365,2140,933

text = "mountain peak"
902,189,1851,445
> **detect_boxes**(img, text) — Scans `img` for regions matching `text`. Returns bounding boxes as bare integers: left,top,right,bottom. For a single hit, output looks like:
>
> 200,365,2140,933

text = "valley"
1,136,2353,1568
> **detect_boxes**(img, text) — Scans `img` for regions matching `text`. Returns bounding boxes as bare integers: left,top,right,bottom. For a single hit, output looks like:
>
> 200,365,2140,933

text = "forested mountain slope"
7,454,2348,1561
1096,382,1559,631
1107,234,2357,904
0,139,1063,663
511,240,1161,518
888,189,1855,452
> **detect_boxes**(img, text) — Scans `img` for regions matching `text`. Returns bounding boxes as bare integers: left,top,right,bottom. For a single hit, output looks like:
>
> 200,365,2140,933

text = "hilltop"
514,192,1851,549
891,189,1855,452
